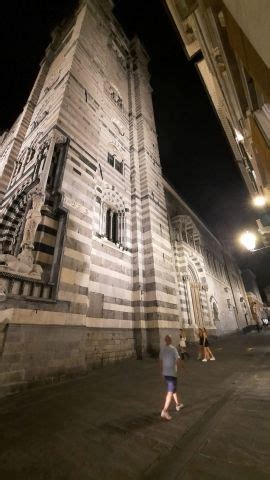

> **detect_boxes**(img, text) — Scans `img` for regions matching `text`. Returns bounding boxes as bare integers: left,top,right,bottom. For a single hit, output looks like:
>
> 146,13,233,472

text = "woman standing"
197,328,204,360
202,328,215,362
179,329,190,360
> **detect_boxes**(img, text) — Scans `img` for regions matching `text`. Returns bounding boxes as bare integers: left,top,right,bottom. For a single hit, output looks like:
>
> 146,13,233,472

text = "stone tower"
0,0,180,390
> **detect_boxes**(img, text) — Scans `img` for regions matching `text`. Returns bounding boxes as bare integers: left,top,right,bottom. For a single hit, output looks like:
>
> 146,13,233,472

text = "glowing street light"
239,231,256,251
252,195,266,207
239,230,270,252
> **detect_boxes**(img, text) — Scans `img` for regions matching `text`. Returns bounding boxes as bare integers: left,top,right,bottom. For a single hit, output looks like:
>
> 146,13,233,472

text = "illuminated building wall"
0,0,251,394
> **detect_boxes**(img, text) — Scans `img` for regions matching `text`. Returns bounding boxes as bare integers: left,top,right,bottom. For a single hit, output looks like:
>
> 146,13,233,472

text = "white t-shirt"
159,345,179,377
179,336,187,348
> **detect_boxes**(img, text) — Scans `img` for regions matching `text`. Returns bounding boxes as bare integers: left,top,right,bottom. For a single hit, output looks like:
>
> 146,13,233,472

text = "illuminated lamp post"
252,195,266,208
239,231,269,252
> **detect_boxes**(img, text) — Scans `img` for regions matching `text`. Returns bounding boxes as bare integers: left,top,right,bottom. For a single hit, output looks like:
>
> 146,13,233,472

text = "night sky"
1,0,269,292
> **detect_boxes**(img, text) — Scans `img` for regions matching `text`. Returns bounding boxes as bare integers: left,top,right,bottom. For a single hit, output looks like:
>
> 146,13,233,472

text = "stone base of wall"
146,328,161,357
0,324,136,398
0,323,223,397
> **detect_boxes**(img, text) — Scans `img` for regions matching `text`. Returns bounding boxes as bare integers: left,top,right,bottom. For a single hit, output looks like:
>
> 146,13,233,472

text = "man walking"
160,334,184,420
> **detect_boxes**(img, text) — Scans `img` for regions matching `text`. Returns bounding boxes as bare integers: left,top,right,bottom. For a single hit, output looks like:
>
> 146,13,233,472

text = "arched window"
11,147,36,185
187,228,194,246
25,147,35,165
102,207,125,245
172,215,201,250
99,189,126,247
181,227,187,243
105,209,119,243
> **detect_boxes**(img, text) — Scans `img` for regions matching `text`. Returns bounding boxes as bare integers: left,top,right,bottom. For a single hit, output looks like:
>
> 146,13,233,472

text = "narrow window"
182,228,187,243
105,208,119,244
112,212,118,243
108,153,114,167
115,158,123,174
106,208,111,239
107,152,123,175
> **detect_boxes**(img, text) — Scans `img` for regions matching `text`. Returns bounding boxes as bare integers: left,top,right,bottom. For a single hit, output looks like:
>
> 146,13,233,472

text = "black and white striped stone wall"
0,0,251,394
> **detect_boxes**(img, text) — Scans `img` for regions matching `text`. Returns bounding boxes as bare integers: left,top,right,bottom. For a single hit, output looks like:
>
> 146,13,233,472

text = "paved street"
0,331,270,480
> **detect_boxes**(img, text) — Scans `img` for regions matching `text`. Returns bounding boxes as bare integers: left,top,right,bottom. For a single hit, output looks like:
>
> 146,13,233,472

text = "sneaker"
210,357,216,361
176,403,184,411
202,358,207,362
161,410,172,420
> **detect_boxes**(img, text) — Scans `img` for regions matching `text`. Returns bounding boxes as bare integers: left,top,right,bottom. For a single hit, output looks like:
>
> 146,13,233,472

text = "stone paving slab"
0,332,270,479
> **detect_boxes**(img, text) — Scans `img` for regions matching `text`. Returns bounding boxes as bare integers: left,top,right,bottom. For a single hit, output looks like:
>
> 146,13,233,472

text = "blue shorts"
164,376,177,393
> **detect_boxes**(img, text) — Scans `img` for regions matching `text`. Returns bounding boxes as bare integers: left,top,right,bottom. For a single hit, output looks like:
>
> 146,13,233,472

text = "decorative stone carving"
30,109,49,132
0,144,11,161
12,146,36,179
104,81,123,108
0,278,8,301
102,186,125,211
1,179,32,221
20,185,44,249
171,214,201,249
109,40,127,68
0,185,45,280
107,139,123,158
184,21,195,44
112,118,125,136
51,130,67,145
63,195,89,215
31,131,44,150
0,145,11,176
0,252,42,277
213,48,226,73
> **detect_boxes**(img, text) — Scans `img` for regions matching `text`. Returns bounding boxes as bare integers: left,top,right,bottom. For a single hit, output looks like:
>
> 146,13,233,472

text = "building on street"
165,0,270,247
241,268,264,319
0,0,252,394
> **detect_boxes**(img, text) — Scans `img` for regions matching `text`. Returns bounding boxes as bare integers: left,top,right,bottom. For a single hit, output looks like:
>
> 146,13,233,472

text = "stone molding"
63,194,89,215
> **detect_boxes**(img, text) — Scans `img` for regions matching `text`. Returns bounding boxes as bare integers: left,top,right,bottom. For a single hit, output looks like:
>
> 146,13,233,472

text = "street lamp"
240,195,270,252
239,230,270,252
239,231,256,251
252,195,266,207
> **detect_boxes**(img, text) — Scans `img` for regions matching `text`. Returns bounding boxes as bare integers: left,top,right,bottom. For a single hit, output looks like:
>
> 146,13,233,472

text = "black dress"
200,334,209,347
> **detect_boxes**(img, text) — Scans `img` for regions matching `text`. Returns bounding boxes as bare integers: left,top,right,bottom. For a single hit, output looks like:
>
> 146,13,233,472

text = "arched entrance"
0,191,29,254
188,265,204,327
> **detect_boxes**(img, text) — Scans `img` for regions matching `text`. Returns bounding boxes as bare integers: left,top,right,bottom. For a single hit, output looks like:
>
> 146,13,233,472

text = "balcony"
0,271,54,304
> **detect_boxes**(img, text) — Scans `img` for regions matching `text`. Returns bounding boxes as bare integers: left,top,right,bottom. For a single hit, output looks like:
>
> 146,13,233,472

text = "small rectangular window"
108,153,114,167
115,159,123,174
107,152,123,175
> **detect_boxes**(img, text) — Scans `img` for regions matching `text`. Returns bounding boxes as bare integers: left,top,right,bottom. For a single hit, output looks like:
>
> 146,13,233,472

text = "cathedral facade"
0,0,252,395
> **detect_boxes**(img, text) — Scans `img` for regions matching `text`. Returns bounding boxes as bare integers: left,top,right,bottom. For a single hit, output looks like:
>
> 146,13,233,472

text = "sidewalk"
0,331,270,479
